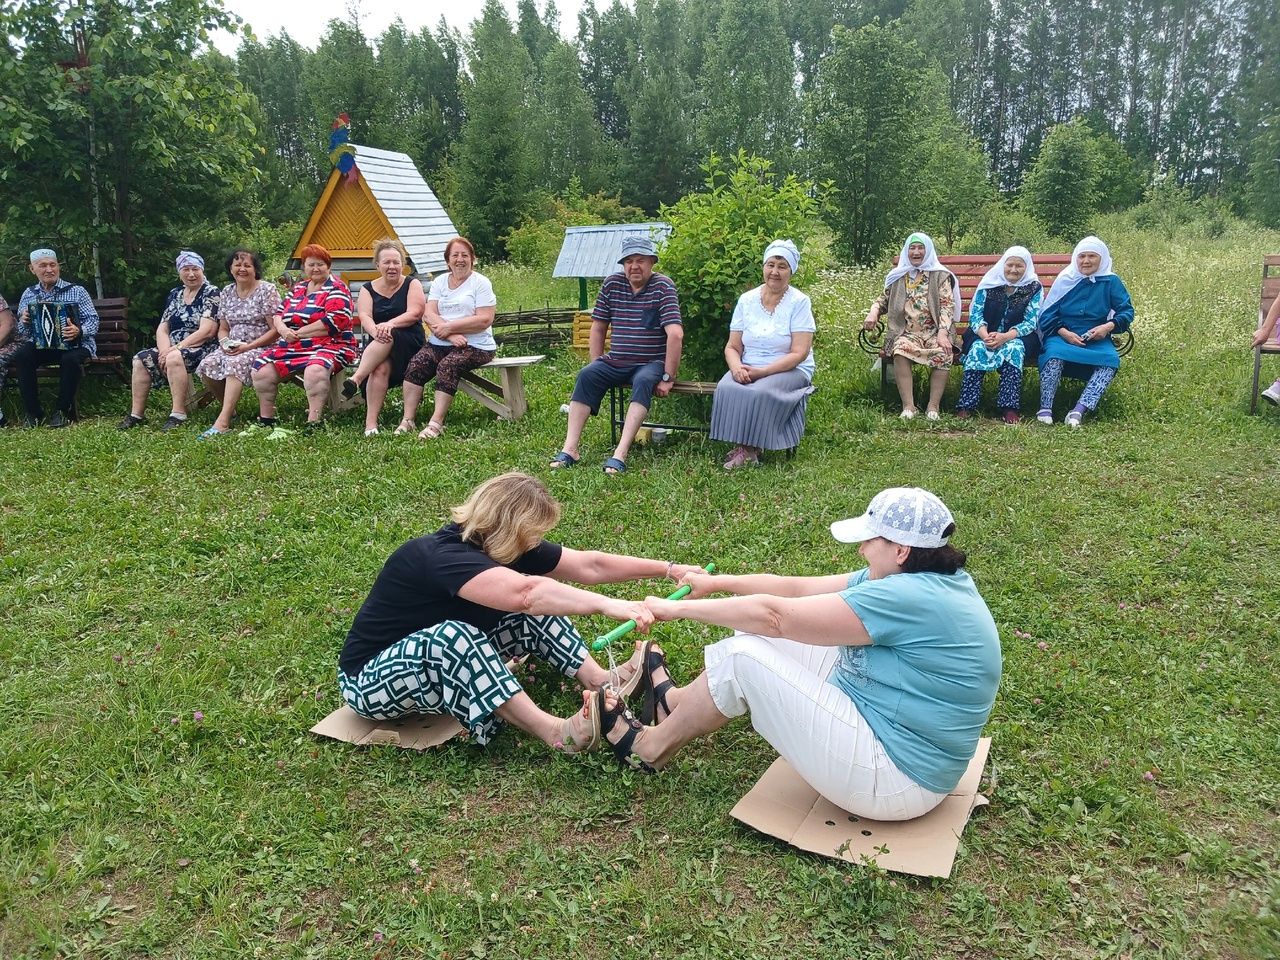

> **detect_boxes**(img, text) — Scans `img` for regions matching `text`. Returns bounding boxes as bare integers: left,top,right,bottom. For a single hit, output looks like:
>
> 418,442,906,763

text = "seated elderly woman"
194,248,283,439
1036,236,1134,428
955,246,1043,423
0,291,22,428
251,244,357,430
118,251,219,431
339,472,703,750
863,232,960,420
397,236,497,439
568,487,1001,822
710,239,816,469
339,238,426,436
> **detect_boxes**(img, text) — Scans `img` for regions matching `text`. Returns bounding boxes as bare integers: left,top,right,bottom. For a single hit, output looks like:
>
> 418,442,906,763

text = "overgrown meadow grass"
1,222,1278,958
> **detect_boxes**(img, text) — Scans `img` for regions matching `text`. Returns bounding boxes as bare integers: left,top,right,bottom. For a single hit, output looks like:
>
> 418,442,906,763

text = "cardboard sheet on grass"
731,737,991,879
311,706,467,750
313,657,528,750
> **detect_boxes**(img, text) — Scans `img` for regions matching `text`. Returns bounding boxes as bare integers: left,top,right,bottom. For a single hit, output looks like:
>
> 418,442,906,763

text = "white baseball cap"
830,487,955,548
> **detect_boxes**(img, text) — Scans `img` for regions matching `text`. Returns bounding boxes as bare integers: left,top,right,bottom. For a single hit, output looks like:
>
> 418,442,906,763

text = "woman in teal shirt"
584,487,1002,821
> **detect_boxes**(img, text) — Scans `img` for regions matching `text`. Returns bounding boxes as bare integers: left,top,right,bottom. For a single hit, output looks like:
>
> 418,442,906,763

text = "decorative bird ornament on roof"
329,113,358,184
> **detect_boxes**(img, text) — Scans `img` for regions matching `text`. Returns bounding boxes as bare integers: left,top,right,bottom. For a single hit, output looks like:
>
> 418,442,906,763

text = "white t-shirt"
730,285,816,380
427,271,497,350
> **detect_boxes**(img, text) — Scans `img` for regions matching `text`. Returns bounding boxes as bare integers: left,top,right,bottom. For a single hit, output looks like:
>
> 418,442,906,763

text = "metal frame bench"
607,379,716,445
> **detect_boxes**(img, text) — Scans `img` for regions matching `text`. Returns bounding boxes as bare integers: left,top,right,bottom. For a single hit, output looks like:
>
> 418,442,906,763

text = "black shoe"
159,415,188,432
118,414,145,431
303,419,323,435
255,415,278,427
22,414,41,428
341,378,359,400
48,410,70,429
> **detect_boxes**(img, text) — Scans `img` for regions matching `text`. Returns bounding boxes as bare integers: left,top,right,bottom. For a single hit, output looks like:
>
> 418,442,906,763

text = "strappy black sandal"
636,641,676,726
600,695,657,774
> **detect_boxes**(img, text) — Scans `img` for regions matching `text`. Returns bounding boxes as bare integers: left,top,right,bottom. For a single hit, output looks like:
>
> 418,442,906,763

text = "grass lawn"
1,221,1278,959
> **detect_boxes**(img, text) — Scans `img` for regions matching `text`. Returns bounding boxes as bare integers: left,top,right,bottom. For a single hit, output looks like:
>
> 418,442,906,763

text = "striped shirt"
594,272,682,367
17,279,101,357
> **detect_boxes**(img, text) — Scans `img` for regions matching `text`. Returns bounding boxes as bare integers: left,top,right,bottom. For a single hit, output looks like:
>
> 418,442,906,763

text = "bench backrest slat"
91,298,129,361
890,254,1071,326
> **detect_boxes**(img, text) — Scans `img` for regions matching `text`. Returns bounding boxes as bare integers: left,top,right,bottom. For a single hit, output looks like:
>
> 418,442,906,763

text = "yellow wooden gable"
292,170,397,261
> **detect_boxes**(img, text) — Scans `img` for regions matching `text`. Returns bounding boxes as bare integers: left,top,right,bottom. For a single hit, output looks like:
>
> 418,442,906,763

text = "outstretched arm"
680,569,853,600
646,591,869,648
549,546,701,586
458,565,653,629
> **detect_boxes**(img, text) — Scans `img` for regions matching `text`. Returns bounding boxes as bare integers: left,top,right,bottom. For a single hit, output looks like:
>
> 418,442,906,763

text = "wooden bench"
1250,254,1280,414
28,296,130,383
457,355,545,421
857,254,1135,398
200,351,545,422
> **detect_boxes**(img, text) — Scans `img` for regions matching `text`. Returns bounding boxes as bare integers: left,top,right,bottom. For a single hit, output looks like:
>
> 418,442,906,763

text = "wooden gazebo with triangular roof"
290,143,458,284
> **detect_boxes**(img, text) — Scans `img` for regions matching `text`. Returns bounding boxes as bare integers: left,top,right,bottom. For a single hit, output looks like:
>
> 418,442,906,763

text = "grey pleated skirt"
709,368,815,450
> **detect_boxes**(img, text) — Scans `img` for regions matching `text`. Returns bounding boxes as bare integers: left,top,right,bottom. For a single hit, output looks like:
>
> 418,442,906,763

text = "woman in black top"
339,472,702,751
343,239,427,435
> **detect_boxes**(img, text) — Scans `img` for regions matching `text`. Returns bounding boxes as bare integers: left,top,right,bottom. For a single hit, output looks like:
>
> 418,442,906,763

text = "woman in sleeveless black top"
344,239,427,434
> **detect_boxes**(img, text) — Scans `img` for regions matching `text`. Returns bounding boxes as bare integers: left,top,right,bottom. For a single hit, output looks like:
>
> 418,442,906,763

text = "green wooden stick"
591,562,716,651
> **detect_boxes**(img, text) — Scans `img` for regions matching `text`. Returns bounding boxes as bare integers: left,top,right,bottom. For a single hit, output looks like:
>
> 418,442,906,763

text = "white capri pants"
705,632,947,821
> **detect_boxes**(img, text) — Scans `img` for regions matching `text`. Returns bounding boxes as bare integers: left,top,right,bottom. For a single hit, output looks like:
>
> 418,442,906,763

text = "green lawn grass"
1,221,1278,958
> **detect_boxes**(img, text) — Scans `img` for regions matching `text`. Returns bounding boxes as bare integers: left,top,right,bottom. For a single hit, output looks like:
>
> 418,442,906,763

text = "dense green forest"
2,0,1277,311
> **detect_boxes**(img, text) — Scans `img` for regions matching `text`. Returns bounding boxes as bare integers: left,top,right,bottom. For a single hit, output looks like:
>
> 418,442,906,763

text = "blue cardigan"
1038,274,1134,373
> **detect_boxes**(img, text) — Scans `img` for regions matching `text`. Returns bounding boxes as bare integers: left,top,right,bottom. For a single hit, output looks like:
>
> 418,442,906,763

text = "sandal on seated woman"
634,640,676,725
598,688,658,774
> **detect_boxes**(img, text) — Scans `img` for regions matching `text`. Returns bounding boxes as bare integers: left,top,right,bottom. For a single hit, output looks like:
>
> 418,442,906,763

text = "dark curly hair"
224,248,264,280
900,523,968,574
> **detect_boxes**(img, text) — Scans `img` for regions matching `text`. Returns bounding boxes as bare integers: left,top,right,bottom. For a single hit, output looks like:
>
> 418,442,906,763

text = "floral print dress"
879,274,955,369
197,281,284,385
138,282,220,385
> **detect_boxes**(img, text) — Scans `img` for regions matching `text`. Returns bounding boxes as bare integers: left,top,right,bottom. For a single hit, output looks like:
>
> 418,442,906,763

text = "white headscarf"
763,239,799,273
1041,236,1114,314
975,245,1041,293
882,231,962,325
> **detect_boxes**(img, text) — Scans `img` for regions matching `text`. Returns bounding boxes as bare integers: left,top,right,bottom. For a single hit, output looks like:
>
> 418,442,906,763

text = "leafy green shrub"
503,179,646,273
954,199,1056,255
1125,179,1232,239
658,152,825,379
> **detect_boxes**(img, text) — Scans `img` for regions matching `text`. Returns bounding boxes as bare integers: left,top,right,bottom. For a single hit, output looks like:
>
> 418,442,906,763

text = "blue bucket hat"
618,236,658,263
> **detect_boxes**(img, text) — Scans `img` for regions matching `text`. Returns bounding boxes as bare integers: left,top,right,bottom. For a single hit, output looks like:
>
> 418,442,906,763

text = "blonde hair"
373,238,408,268
451,472,561,564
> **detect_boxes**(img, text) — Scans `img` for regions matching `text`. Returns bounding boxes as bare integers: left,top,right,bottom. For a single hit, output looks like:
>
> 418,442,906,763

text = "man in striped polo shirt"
550,236,683,475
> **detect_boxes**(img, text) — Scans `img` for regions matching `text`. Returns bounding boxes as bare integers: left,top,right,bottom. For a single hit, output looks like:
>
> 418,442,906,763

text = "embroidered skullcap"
29,248,57,263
